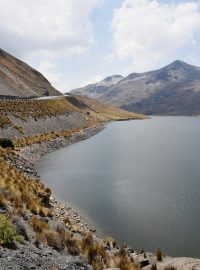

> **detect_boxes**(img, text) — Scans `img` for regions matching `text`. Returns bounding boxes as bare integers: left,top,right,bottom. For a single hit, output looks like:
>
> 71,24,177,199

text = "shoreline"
19,124,104,163
14,124,105,236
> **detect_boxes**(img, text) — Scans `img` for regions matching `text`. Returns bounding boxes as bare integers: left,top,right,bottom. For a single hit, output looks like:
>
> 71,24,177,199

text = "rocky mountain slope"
71,60,200,115
0,48,60,97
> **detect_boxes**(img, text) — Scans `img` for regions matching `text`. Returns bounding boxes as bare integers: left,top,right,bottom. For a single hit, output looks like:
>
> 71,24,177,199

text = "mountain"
72,75,123,99
0,48,61,97
71,60,200,115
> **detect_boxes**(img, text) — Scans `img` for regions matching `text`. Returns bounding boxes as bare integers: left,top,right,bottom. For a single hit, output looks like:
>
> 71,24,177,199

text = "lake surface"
35,117,200,257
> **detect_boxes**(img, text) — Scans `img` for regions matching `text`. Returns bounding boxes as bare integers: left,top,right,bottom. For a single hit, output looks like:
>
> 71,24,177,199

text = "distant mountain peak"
96,74,123,87
102,75,123,82
166,59,193,70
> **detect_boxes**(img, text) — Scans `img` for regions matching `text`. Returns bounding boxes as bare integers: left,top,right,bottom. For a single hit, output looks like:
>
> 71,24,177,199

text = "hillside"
0,48,61,97
71,60,200,115
0,95,146,140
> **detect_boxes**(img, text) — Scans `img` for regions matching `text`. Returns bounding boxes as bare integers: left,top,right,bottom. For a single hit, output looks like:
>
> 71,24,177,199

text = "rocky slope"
0,48,60,97
71,60,200,115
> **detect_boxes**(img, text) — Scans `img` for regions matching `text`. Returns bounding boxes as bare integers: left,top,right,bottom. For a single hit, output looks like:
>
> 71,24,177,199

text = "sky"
0,0,200,92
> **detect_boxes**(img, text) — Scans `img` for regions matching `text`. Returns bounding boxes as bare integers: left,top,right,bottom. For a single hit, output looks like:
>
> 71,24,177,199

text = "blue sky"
0,0,200,92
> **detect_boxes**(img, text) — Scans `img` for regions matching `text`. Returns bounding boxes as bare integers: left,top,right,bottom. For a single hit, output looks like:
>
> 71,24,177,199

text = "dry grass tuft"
14,125,24,134
43,229,65,251
65,237,80,255
151,264,157,270
31,216,49,233
156,248,163,261
0,193,7,208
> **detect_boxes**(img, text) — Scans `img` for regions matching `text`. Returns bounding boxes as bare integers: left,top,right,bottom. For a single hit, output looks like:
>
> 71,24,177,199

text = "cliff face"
0,49,61,97
71,60,200,115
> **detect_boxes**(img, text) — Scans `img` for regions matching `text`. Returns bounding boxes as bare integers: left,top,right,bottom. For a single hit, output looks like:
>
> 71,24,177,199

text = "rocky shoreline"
19,124,104,164
13,124,103,235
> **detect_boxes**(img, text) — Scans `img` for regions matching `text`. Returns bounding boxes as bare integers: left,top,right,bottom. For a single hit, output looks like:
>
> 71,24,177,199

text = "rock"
69,225,81,233
12,217,31,241
38,192,50,206
139,259,150,268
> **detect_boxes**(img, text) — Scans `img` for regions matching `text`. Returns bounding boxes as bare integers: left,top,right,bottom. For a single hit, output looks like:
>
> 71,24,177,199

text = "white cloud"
0,0,103,58
38,60,66,91
0,0,103,91
111,0,200,71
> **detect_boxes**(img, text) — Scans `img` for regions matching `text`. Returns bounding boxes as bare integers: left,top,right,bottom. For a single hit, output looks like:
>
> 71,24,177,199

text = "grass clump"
0,214,23,246
151,264,157,270
81,234,106,269
31,216,49,233
156,248,163,261
43,229,65,251
0,114,12,128
114,248,139,270
14,125,24,134
0,193,7,207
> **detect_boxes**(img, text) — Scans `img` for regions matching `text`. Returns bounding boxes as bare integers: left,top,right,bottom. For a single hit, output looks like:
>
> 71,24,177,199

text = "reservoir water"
35,117,200,257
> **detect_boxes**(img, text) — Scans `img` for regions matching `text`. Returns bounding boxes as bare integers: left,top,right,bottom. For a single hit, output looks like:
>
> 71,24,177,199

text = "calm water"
35,117,200,257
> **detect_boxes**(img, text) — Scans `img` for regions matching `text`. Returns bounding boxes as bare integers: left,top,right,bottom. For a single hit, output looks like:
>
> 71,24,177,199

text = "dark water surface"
35,117,200,257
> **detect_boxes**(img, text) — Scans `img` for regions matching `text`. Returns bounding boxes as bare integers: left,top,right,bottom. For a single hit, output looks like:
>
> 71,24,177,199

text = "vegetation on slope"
13,121,98,147
0,147,51,216
0,95,146,132
75,95,147,121
0,97,79,128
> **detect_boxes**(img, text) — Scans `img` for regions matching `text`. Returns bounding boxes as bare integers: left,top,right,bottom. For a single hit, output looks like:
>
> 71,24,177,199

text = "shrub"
0,214,23,246
156,248,163,261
